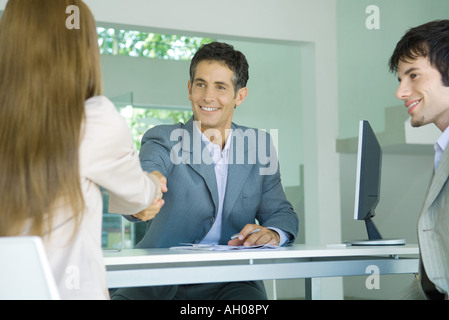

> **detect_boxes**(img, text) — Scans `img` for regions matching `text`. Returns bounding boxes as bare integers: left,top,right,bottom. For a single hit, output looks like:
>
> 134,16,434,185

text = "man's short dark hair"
389,20,449,86
190,42,249,93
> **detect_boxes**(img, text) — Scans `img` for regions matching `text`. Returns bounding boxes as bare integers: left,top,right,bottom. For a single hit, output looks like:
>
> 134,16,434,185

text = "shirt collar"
436,126,449,153
194,122,233,158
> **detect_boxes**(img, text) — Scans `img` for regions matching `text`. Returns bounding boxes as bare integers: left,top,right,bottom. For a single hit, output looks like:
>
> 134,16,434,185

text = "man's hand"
148,171,167,200
132,171,167,222
132,197,165,221
227,224,280,247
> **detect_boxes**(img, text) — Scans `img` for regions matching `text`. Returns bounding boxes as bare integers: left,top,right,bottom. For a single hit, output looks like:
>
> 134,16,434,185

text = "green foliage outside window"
97,27,213,61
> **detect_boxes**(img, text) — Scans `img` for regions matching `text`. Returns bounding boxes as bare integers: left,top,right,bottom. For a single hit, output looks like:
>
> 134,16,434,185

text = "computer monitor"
351,120,405,246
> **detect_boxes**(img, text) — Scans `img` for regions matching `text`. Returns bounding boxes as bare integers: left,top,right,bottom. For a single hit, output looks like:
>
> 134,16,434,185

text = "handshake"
132,171,167,221
130,171,281,246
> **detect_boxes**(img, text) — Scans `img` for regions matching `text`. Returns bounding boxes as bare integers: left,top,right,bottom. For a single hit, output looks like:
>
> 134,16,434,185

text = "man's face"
395,56,449,131
188,60,247,138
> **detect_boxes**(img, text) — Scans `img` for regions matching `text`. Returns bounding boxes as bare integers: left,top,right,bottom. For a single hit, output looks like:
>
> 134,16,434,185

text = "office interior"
0,0,446,299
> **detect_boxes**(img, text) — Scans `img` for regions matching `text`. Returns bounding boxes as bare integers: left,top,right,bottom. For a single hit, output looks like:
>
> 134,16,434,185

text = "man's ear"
187,80,192,101
235,87,248,107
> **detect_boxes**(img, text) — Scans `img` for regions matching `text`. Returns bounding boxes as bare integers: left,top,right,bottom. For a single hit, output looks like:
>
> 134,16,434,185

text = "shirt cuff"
267,227,289,246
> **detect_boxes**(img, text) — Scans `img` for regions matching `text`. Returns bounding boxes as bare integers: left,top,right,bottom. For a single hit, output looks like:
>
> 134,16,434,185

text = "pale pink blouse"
42,96,156,299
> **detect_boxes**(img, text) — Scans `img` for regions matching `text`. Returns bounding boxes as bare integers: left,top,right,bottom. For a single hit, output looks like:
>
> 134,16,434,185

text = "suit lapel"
182,118,219,212
222,125,254,220
181,120,256,219
422,145,449,213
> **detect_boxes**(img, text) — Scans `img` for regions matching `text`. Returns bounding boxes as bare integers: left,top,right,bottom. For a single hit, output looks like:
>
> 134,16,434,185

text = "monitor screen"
352,120,405,246
354,120,382,223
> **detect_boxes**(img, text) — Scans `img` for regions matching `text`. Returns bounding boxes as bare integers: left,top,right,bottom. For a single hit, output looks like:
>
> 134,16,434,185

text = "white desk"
104,244,419,299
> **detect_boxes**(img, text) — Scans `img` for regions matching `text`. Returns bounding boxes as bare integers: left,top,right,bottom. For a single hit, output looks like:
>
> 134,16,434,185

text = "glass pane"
102,214,122,251
101,188,122,251
102,93,192,249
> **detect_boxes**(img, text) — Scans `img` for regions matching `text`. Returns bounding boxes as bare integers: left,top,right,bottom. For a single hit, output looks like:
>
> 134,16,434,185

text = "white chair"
0,236,60,300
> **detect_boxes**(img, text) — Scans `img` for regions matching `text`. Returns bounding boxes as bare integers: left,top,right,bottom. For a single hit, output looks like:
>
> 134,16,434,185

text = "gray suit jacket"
136,118,298,248
418,144,449,297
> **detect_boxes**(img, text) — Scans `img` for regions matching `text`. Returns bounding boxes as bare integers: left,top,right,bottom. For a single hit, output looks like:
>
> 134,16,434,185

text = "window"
97,27,213,61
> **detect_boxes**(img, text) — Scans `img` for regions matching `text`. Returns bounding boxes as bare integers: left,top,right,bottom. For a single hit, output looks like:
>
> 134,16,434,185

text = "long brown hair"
0,0,102,237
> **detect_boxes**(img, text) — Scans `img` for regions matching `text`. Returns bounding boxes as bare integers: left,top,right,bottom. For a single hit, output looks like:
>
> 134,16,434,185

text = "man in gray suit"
389,20,449,299
112,42,298,300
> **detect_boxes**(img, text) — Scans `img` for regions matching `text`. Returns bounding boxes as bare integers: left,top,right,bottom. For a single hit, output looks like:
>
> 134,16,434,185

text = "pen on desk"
230,228,261,240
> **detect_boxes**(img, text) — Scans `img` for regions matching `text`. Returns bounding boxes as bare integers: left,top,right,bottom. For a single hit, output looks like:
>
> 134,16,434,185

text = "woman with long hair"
0,0,165,299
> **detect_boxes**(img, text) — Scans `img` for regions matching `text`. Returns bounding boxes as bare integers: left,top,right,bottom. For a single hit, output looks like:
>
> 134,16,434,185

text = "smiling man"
394,56,449,131
188,57,247,146
112,42,298,300
389,20,449,300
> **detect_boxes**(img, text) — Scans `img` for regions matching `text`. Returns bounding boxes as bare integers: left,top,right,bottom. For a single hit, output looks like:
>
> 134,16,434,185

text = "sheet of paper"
169,244,280,251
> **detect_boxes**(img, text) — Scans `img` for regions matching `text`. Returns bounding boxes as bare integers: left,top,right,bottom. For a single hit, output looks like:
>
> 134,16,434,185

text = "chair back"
0,236,60,300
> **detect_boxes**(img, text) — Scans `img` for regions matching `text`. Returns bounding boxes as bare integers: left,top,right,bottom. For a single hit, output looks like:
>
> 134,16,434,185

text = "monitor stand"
348,217,406,246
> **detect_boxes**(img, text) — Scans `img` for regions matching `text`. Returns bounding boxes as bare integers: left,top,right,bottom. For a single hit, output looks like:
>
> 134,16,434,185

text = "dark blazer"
136,117,299,248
